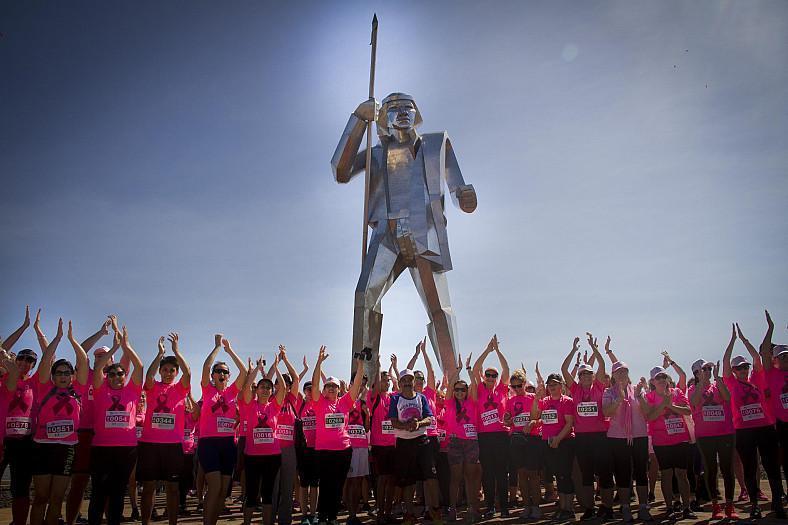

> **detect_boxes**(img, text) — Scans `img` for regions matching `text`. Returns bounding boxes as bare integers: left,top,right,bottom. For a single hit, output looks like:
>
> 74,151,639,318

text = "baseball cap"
399,369,415,380
611,361,628,374
650,366,670,381
93,346,110,356
577,364,594,374
731,355,750,368
773,344,788,357
324,376,340,387
691,359,713,374
546,373,563,384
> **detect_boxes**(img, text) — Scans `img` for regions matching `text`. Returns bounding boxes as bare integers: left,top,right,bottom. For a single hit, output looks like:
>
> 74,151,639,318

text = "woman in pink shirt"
688,352,736,520
296,380,319,525
310,346,364,524
643,366,694,520
240,354,287,525
759,310,788,499
560,334,610,521
470,335,510,518
197,335,248,525
138,332,191,525
530,373,575,522
723,322,785,520
504,370,541,520
88,321,144,525
365,360,397,525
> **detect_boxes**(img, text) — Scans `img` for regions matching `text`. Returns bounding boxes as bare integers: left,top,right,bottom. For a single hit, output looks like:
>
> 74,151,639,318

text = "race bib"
252,427,274,444
781,392,788,410
702,405,725,422
348,424,366,438
46,419,74,440
577,401,598,417
183,429,194,442
275,424,294,441
87,385,94,401
481,408,500,426
151,413,176,430
740,403,765,422
513,413,529,428
381,419,395,435
136,426,143,439
427,416,437,431
105,411,131,428
302,416,316,431
665,416,686,435
216,416,235,433
5,416,32,436
541,409,558,425
325,413,345,429
437,428,447,443
463,423,477,438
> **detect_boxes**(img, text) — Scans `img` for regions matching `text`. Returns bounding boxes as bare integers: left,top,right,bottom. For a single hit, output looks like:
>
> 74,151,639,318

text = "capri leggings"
608,436,649,489
477,431,511,510
245,454,282,506
735,425,783,504
543,438,575,494
697,434,735,502
574,432,613,489
88,445,138,525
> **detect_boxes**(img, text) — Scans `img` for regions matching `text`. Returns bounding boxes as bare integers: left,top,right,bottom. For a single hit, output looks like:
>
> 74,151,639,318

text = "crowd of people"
0,307,786,525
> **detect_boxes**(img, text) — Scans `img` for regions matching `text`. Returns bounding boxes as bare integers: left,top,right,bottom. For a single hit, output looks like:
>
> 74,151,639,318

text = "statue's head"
377,93,422,136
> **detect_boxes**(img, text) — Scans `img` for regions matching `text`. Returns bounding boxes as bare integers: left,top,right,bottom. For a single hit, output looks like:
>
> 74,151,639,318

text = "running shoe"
682,507,697,520
758,490,768,501
620,505,632,523
724,503,738,520
748,504,762,520
596,506,614,522
710,502,723,520
579,508,595,521
130,509,141,522
636,505,654,522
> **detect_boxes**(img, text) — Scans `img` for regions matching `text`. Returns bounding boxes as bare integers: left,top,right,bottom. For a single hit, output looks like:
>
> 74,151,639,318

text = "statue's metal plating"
332,93,477,376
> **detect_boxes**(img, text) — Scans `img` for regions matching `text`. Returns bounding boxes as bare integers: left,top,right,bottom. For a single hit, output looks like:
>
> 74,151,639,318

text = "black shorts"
32,442,76,476
297,446,319,487
4,436,34,497
395,435,437,487
510,433,544,471
137,441,184,482
370,445,397,476
72,429,94,474
197,436,237,476
653,442,691,471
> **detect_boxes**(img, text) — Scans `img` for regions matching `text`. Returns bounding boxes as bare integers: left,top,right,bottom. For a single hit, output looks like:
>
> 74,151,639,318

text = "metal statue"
331,92,477,376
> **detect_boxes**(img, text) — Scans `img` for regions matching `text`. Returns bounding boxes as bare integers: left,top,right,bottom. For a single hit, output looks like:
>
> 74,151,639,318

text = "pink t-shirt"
435,406,448,450
445,397,478,440
367,391,395,447
93,381,142,447
199,383,239,438
421,387,440,437
242,397,281,456
34,382,86,445
725,371,775,429
687,383,734,438
765,367,788,423
539,396,575,440
507,393,539,436
79,369,96,430
298,398,316,448
645,389,690,446
274,393,298,447
5,373,39,438
476,383,509,433
313,393,355,451
348,399,368,449
0,383,7,441
140,381,189,444
569,380,608,433
182,413,197,454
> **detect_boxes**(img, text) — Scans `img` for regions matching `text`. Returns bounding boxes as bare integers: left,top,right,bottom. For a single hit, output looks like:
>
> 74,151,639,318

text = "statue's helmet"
376,92,423,136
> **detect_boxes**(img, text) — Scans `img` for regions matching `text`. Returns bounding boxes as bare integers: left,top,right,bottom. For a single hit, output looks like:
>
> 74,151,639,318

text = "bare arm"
604,336,619,364
723,324,736,377
80,318,111,353
145,337,166,390
279,346,300,396
420,338,436,390
492,335,510,385
348,358,365,402
38,318,64,383
553,414,575,446
298,356,309,381
93,332,120,391
201,334,223,388
242,357,262,404
406,341,420,370
169,333,191,389
561,337,579,386
587,333,606,381
1,353,20,392
274,358,287,405
221,338,248,390
311,346,327,402
713,362,731,401
472,337,495,384
760,310,775,368
736,323,763,372
662,352,687,391
120,326,144,387
1,306,30,351
67,322,89,386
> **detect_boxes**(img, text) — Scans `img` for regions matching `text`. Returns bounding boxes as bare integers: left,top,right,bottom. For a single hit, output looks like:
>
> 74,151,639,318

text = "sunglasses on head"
107,370,126,378
485,372,498,378
213,369,230,376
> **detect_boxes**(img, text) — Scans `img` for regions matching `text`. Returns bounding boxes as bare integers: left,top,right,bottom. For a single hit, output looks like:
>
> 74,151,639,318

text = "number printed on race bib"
381,419,395,435
302,416,316,431
665,416,686,435
348,424,366,438
702,405,725,422
481,408,500,426
325,413,345,429
437,428,447,443
740,403,765,422
105,411,131,428
275,424,294,441
577,401,598,417
216,416,235,433
253,427,274,444
541,409,558,425
781,393,788,410
151,413,176,430
5,416,32,435
46,419,74,440
463,423,477,438
513,413,529,427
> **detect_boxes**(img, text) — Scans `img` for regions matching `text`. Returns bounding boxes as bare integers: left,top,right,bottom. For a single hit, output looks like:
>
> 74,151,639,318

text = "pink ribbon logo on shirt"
740,383,760,404
455,405,470,423
108,395,123,411
8,392,28,414
154,394,170,413
512,401,523,415
53,393,74,415
211,396,229,414
255,414,269,428
483,394,497,410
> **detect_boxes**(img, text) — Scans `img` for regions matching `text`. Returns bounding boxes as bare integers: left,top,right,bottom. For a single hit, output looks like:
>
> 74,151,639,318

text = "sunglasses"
734,364,750,370
107,371,126,378
414,376,425,381
325,384,338,389
213,369,230,376
485,373,498,378
701,366,713,372
511,383,524,389
16,356,36,363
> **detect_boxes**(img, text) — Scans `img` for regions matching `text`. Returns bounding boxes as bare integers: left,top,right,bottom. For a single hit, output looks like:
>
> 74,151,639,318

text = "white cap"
650,366,670,381
577,364,594,374
731,355,750,368
399,369,415,380
691,359,712,374
773,344,788,357
324,376,340,387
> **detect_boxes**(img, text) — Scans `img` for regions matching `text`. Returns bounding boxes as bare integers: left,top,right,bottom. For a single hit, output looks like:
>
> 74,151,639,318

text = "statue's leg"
409,258,459,377
352,231,406,378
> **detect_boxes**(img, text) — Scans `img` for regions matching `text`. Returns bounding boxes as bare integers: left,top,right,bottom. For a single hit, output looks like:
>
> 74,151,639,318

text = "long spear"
362,14,378,264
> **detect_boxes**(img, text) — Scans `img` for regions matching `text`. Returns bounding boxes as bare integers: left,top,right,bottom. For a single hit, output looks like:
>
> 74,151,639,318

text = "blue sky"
1,1,786,390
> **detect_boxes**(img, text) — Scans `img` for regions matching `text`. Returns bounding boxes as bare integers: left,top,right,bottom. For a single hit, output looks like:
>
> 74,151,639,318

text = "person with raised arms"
296,375,319,525
724,322,785,519
758,310,788,490
311,346,364,525
271,345,302,525
198,335,248,525
179,393,199,516
88,320,144,525
240,353,287,525
138,332,191,525
366,353,398,525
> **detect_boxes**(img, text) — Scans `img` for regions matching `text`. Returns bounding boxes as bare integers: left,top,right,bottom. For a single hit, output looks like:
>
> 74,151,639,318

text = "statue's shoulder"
420,132,449,157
